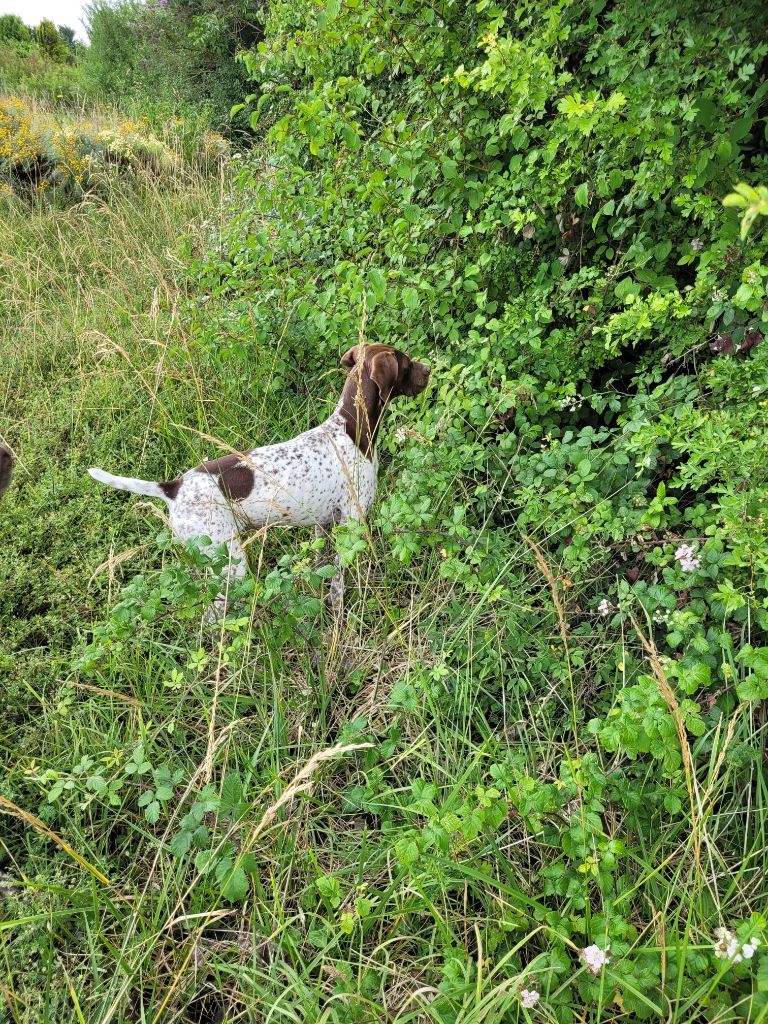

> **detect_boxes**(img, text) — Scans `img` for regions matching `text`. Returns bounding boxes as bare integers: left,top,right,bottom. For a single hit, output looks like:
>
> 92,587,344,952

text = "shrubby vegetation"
0,13,82,98
83,0,262,130
0,1,260,130
2,0,768,1021
0,93,229,204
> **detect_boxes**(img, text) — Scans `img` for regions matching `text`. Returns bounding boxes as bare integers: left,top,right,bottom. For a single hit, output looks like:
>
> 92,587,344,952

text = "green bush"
0,14,32,46
81,0,139,98
83,0,263,131
35,18,71,63
0,44,84,98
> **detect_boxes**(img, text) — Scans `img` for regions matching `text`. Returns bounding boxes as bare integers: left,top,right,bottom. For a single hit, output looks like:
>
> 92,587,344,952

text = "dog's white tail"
88,467,172,501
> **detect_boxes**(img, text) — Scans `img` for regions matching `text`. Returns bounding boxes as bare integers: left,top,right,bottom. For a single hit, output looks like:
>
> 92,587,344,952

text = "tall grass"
0,108,226,693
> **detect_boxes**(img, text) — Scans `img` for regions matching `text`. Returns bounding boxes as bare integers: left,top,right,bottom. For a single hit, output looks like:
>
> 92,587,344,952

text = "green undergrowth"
2,0,768,1021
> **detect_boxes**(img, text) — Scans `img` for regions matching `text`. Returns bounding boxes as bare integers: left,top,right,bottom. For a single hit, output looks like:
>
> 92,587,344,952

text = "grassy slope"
1,124,767,1024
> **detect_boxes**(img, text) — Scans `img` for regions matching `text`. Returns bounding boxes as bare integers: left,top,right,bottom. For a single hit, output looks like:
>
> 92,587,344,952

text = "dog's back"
0,446,12,498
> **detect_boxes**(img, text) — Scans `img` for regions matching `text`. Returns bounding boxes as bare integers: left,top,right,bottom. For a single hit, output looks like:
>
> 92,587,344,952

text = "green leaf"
729,115,753,142
341,124,360,151
737,675,768,702
87,775,107,794
221,865,249,902
356,896,372,918
738,646,768,677
402,286,420,310
169,831,192,857
614,277,639,301
144,800,161,824
679,662,710,695
220,772,243,814
368,267,387,300
395,837,420,867
441,158,458,179
757,955,768,992
664,792,682,814
575,182,589,207
316,874,342,907
695,95,717,127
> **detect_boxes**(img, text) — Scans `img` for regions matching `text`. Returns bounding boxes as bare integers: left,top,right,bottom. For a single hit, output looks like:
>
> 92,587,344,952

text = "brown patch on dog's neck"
158,478,182,501
337,368,386,459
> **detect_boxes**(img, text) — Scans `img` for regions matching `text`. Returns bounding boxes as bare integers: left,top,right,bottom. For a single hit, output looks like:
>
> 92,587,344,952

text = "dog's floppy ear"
340,346,359,369
368,349,399,403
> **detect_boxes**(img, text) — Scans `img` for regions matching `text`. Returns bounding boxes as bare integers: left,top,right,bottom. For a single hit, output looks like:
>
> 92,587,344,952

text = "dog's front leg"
315,511,347,613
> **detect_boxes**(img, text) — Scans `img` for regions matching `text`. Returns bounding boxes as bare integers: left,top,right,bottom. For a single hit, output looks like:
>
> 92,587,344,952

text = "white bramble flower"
713,927,760,964
675,543,701,572
597,598,613,618
579,944,610,974
691,238,704,251
520,988,540,1008
713,927,739,960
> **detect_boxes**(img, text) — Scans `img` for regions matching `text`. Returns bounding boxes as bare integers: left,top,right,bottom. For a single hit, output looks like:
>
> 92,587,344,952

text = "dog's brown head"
0,446,12,499
338,344,430,456
340,343,430,400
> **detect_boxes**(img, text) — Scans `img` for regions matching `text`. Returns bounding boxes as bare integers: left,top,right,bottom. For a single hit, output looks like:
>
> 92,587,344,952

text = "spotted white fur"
88,344,430,615
92,413,375,581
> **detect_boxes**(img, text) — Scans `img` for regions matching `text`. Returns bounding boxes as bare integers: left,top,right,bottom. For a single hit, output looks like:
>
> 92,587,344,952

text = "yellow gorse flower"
0,95,193,198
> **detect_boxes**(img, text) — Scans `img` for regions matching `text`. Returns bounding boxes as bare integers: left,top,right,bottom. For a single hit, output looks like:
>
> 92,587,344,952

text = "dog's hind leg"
169,505,247,621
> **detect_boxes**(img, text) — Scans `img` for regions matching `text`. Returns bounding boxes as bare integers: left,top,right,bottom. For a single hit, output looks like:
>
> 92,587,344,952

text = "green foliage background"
2,0,768,1021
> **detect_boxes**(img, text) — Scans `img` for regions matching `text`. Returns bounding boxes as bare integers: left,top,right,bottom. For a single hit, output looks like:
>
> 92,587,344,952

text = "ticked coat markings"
88,344,430,612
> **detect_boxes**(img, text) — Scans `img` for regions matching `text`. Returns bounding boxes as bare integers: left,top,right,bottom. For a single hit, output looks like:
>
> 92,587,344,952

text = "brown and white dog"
89,344,430,613
0,446,12,499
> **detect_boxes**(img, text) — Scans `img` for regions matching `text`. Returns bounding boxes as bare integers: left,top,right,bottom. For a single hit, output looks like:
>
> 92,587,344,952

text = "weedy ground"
0,92,767,1023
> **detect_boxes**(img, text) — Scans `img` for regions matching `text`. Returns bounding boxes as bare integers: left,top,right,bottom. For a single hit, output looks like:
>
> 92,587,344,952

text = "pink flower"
675,543,701,572
579,944,610,974
520,988,540,1008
